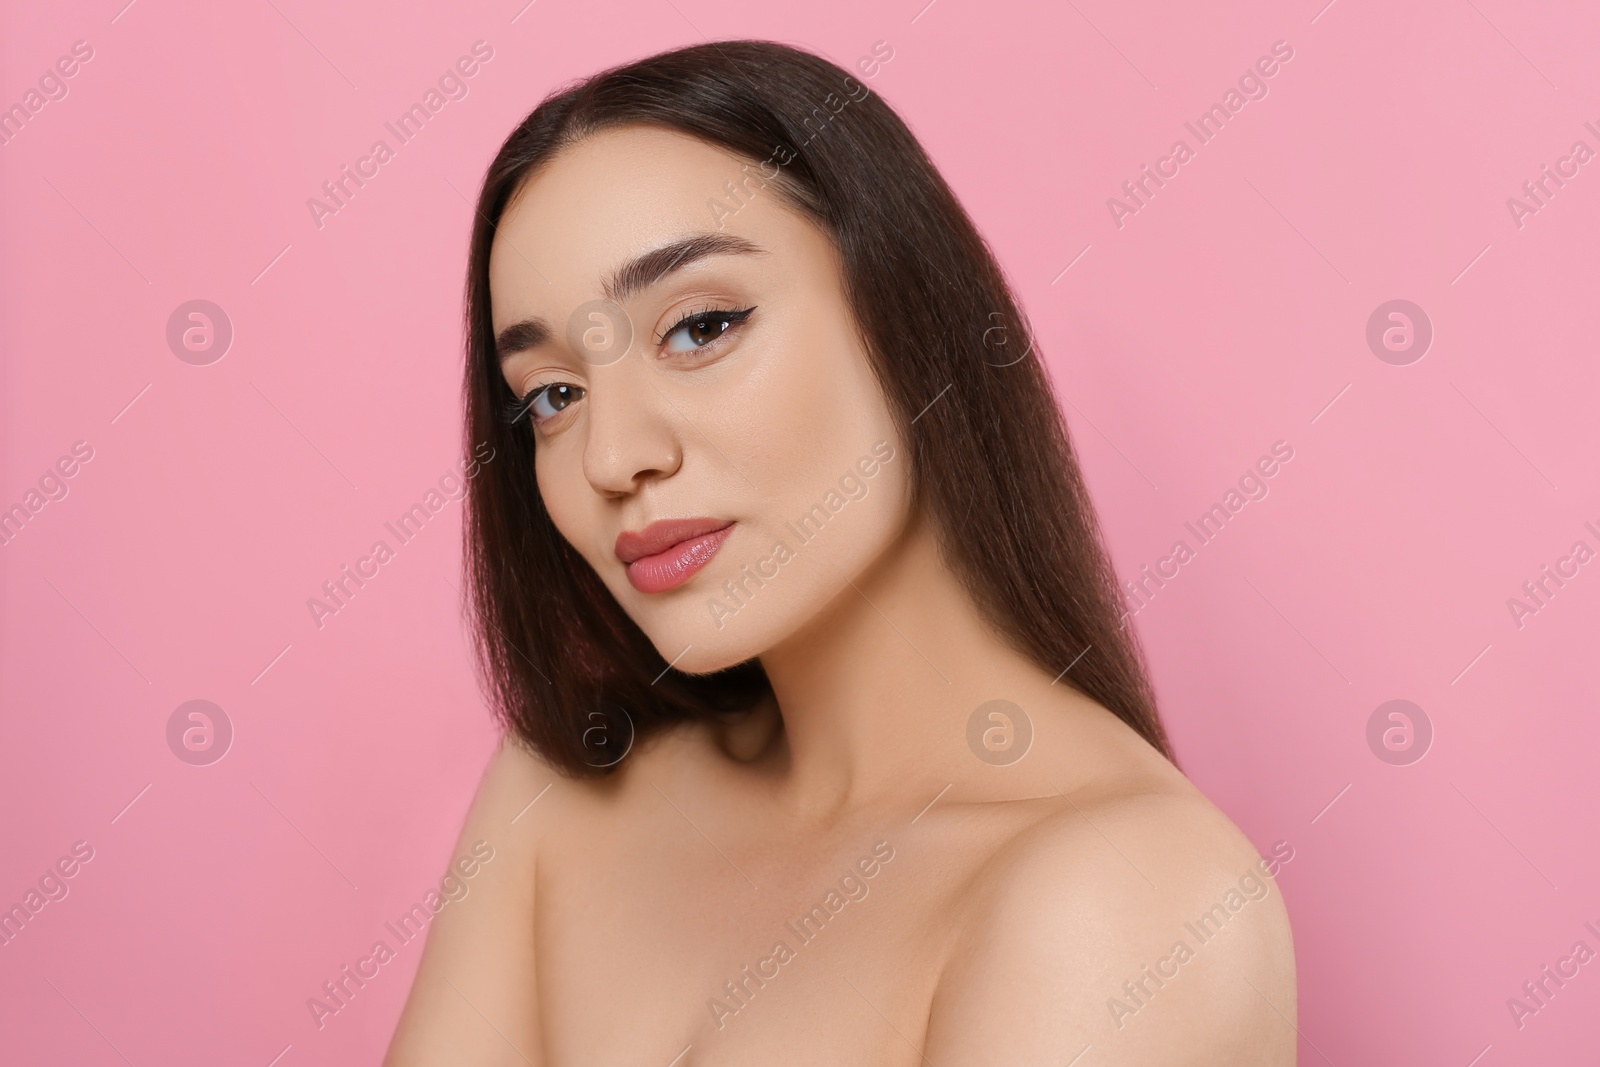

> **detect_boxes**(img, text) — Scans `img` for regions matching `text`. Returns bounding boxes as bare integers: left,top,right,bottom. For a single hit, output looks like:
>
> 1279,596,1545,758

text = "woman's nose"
580,365,683,495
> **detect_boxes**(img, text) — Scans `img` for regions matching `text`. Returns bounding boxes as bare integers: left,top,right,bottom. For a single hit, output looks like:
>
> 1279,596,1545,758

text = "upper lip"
614,517,734,564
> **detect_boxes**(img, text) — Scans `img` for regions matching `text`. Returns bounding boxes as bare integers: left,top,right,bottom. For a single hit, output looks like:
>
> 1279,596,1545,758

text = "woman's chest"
532,823,970,1066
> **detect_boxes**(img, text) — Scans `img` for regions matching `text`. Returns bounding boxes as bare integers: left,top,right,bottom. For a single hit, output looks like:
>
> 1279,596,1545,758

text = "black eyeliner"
655,305,756,347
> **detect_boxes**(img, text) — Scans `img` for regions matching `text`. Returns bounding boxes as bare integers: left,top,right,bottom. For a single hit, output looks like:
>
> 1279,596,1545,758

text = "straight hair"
461,39,1174,776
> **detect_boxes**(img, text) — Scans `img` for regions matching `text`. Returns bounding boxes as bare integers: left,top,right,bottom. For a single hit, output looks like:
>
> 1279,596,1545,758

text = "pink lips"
615,517,735,594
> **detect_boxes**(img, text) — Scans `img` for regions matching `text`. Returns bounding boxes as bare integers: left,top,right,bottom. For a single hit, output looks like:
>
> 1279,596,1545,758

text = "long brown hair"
461,39,1174,776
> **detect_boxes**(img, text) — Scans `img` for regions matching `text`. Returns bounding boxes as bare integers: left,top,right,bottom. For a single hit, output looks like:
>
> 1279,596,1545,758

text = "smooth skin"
384,125,1296,1066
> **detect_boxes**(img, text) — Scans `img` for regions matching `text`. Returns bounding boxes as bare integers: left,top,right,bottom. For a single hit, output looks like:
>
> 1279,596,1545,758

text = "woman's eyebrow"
496,231,767,362
603,231,767,304
495,319,550,361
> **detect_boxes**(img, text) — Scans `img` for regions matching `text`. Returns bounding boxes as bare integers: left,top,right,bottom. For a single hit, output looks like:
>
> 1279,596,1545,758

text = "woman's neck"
745,505,1093,825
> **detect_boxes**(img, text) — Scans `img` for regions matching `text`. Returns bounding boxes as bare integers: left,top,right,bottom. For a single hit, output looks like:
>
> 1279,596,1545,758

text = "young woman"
385,39,1296,1066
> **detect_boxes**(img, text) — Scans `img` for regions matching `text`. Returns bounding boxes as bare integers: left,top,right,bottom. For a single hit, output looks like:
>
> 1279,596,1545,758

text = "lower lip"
625,524,735,594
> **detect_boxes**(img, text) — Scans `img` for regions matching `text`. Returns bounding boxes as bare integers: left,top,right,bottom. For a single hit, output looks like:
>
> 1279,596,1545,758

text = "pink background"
3,0,1598,1062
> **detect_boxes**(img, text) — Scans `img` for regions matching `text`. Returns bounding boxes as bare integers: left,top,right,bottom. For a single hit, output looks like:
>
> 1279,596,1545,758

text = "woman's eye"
661,307,755,354
520,383,584,424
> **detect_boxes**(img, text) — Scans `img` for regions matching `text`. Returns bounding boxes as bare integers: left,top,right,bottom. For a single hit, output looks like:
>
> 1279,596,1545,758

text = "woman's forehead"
488,128,818,325
499,126,757,243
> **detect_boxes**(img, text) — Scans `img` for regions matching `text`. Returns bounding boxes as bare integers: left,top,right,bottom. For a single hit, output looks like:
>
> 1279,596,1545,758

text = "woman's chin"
650,635,764,677
634,607,783,676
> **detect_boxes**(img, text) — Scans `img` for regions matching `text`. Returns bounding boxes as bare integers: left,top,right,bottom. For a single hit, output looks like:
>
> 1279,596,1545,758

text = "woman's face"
489,124,912,673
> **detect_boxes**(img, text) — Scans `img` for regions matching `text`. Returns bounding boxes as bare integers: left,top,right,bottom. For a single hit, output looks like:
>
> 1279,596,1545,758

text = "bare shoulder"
382,734,590,1067
925,778,1298,1065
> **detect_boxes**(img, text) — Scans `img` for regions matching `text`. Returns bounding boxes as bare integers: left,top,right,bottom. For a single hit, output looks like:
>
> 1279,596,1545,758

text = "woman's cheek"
536,455,588,548
725,341,828,446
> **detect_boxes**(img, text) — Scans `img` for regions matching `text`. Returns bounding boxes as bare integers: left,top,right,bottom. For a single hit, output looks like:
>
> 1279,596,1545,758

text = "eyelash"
653,303,756,347
502,305,756,428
